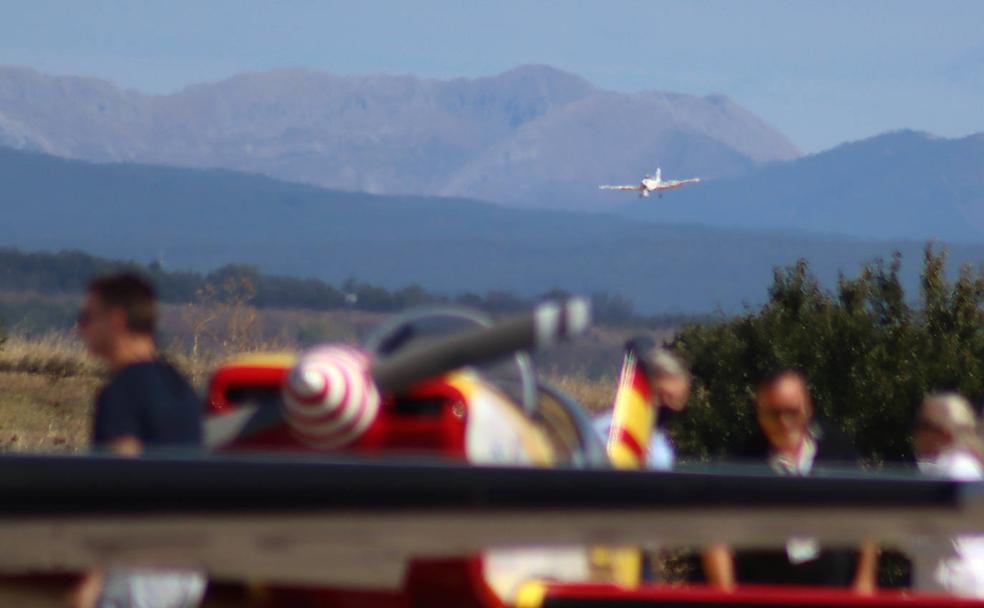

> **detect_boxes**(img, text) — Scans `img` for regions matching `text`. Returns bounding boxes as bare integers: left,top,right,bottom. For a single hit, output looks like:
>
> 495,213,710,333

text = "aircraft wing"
598,185,641,192
656,178,701,190
0,453,979,588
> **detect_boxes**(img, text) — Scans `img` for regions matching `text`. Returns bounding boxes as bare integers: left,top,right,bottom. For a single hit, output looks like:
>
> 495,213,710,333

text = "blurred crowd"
621,345,984,598
61,273,984,606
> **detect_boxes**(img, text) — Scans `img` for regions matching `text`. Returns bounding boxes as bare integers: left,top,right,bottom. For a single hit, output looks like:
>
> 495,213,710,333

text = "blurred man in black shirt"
71,273,204,607
80,274,201,453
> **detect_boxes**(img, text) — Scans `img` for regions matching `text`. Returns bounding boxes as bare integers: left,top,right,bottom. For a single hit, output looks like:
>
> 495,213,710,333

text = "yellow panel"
220,351,297,369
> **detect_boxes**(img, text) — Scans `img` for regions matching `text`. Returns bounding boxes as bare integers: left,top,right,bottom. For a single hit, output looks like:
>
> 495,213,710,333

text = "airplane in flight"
599,168,701,198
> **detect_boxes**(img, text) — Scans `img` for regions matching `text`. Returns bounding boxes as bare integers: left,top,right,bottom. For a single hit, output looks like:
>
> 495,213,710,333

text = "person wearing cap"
702,369,879,592
909,392,984,597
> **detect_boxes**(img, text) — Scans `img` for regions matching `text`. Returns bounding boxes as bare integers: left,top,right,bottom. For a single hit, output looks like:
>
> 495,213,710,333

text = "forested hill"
3,146,984,314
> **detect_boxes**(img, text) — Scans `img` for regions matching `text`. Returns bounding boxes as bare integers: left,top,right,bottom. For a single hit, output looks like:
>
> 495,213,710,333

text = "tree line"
0,248,698,331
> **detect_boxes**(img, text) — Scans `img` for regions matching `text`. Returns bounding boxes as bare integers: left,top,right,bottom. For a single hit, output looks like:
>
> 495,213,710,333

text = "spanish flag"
589,342,654,587
607,343,655,470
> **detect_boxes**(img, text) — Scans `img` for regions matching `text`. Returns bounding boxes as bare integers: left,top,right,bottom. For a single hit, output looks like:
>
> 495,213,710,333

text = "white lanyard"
770,438,820,563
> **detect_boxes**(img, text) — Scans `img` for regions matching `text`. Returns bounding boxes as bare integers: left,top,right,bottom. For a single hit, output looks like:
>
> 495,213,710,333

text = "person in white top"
910,392,984,597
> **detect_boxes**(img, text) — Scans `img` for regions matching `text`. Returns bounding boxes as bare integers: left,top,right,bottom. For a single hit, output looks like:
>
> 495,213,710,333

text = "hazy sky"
2,0,982,152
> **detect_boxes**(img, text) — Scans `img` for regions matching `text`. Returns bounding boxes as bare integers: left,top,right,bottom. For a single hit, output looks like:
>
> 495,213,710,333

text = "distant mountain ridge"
0,64,798,209
3,145,984,314
621,130,984,243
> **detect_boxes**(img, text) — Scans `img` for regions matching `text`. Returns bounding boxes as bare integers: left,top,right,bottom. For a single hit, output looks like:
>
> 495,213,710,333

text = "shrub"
673,245,984,464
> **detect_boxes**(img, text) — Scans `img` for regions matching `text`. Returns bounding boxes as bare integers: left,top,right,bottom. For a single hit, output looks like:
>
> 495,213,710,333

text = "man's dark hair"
755,367,809,394
87,273,157,335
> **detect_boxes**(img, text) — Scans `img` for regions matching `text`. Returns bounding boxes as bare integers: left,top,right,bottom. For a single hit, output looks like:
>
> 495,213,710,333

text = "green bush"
672,245,984,464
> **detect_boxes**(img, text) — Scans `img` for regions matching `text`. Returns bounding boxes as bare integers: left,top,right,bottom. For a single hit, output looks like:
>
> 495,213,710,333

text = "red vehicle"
204,303,596,606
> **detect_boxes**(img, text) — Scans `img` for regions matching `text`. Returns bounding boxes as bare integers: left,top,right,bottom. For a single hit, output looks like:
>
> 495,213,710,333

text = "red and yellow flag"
588,343,655,588
607,346,654,470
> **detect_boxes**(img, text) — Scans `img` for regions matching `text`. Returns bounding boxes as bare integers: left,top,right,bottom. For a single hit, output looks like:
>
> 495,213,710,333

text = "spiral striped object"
281,345,380,449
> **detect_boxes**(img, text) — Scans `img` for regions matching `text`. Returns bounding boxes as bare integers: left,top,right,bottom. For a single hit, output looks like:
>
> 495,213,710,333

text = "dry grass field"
0,335,99,452
0,316,643,453
0,286,679,454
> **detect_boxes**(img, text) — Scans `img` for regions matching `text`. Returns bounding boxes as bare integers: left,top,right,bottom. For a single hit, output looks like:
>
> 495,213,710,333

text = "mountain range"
0,64,798,210
2,145,983,314
2,64,984,312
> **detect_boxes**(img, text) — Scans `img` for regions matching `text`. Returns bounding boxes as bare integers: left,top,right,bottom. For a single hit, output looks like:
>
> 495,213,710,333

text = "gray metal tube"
371,297,591,394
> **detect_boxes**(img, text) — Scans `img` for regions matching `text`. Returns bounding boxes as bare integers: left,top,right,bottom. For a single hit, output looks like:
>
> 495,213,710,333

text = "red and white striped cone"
282,345,380,449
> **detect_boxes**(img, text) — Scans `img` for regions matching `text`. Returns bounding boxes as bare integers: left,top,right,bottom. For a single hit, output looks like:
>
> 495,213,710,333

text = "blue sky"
2,0,982,152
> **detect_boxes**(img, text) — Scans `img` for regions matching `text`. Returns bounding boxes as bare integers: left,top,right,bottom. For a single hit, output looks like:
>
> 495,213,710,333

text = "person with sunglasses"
702,369,878,593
